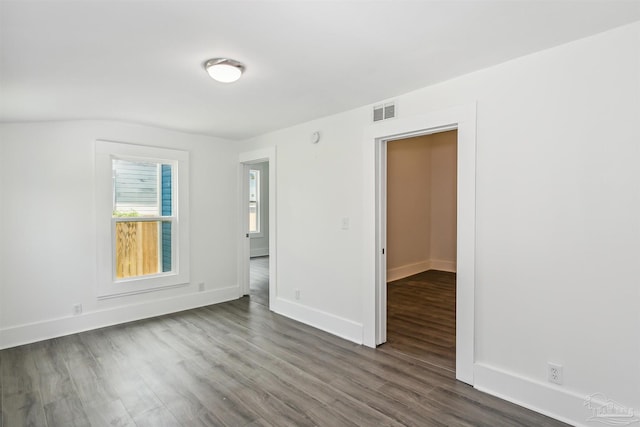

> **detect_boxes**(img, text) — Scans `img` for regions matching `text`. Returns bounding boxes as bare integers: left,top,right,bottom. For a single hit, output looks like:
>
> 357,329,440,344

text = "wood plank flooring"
1,281,568,426
385,270,456,372
249,256,269,308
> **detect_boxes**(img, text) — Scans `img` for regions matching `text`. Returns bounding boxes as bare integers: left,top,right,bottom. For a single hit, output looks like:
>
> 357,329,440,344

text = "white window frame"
95,140,190,299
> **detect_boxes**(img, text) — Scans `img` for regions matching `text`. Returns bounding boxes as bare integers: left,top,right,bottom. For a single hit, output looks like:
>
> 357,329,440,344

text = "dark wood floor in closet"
0,269,568,426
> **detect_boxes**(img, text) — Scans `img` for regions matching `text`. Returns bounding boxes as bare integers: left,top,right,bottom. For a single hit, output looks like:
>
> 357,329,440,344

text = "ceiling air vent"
373,102,396,122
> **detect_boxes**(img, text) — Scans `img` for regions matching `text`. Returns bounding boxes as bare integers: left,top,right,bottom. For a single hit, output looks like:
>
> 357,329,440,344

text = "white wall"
428,132,457,269
239,22,640,425
241,111,367,335
0,134,4,331
1,20,638,427
387,135,432,279
386,131,457,281
0,120,239,348
249,161,269,257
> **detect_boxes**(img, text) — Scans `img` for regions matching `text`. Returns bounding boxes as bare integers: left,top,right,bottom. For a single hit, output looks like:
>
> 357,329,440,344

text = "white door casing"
238,147,277,306
362,104,477,385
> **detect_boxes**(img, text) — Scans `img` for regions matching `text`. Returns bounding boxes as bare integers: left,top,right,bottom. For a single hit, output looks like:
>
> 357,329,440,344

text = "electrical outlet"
548,362,563,385
73,304,82,316
295,289,300,300
198,282,205,292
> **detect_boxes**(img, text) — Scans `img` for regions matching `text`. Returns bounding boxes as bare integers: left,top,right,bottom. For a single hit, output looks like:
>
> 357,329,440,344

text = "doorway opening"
249,255,269,306
363,104,476,384
385,131,457,372
248,162,270,307
239,147,277,311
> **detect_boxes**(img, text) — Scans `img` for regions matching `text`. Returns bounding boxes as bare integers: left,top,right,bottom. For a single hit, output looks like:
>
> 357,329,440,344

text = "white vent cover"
384,102,395,119
373,102,396,122
373,105,384,122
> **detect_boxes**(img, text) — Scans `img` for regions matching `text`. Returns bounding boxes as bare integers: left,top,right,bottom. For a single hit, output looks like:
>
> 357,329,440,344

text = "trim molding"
474,363,600,427
387,260,431,282
250,248,269,258
0,286,239,350
363,103,477,385
272,297,363,344
387,259,456,282
430,259,456,273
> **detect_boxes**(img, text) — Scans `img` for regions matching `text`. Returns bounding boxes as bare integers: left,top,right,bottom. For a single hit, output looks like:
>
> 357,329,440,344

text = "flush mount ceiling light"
204,58,245,83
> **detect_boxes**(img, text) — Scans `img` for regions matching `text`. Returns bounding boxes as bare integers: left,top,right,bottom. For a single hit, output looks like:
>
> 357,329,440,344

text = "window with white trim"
95,141,189,298
248,169,260,234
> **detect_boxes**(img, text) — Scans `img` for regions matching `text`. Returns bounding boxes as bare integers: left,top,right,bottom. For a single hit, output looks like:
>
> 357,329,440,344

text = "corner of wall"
387,259,456,282
271,297,363,345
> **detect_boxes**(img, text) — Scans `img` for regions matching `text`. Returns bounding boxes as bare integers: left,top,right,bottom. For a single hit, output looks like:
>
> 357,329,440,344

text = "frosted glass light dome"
204,58,245,83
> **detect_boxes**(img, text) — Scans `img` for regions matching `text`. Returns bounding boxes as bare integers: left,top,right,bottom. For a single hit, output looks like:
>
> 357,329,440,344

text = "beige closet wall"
387,130,457,281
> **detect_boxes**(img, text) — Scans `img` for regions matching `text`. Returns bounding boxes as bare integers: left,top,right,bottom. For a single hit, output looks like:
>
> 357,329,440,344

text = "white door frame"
238,147,277,308
362,104,476,385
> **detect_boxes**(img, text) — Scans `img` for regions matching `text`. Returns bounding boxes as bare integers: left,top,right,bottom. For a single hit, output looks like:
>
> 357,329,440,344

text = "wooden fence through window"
115,221,159,279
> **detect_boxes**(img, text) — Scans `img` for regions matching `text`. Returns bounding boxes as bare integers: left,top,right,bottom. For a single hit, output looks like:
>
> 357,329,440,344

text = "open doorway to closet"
366,104,475,384
385,130,457,371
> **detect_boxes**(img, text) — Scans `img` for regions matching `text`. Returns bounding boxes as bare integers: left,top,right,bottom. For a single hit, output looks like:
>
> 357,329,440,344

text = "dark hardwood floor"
0,273,568,426
250,256,269,308
385,270,456,372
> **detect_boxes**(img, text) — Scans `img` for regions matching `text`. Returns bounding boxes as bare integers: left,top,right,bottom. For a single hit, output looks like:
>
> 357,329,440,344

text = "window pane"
249,202,258,232
249,169,260,233
161,164,172,216
115,221,172,279
113,159,173,217
249,170,258,202
161,220,171,272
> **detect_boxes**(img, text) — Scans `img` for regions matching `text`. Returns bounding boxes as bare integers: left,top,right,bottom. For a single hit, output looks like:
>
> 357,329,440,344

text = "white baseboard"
0,285,239,350
387,260,431,282
429,259,456,273
474,362,611,427
271,297,363,344
387,259,456,282
250,248,269,257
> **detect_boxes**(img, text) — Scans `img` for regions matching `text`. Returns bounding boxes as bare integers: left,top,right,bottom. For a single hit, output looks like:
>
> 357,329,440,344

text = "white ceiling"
1,1,639,140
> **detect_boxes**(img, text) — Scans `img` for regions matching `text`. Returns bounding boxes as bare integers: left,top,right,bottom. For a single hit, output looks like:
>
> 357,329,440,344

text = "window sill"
97,281,189,300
